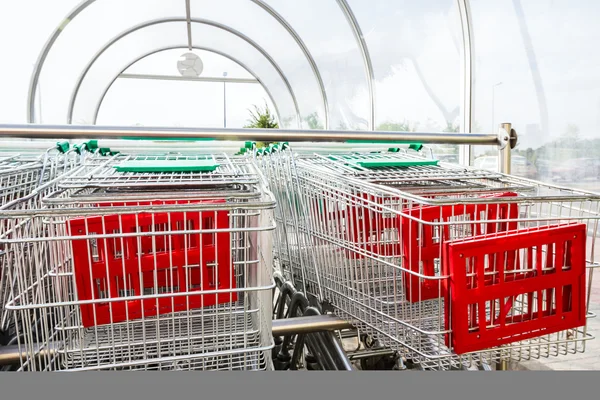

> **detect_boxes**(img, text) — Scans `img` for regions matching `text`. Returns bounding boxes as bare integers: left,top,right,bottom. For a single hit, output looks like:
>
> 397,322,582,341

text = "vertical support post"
496,360,509,371
223,72,228,128
498,122,516,174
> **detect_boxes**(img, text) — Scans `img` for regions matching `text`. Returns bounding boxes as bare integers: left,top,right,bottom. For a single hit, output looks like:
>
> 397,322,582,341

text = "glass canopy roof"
0,0,599,182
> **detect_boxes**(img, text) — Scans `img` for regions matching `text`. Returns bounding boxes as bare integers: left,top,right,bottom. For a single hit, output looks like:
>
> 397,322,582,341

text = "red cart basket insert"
68,199,235,328
400,192,519,303
443,223,587,354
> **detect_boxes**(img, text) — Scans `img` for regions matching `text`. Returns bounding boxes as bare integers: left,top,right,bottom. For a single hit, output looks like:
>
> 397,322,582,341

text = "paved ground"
517,267,600,371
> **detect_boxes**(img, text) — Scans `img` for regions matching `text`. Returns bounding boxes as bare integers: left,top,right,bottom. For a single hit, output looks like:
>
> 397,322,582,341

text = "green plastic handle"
356,159,439,168
114,160,220,173
73,143,86,155
85,140,99,151
56,141,70,153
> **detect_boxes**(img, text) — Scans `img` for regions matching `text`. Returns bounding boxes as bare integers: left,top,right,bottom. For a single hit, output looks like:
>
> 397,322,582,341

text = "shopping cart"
257,145,323,301
0,142,82,345
261,146,599,370
1,153,276,371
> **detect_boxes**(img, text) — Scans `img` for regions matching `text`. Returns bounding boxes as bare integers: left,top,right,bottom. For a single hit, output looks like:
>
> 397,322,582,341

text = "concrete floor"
518,267,600,371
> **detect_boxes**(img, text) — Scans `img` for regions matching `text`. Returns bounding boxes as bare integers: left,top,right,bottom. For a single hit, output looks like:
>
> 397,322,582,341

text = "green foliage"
304,112,324,130
244,103,279,129
443,122,460,132
244,103,279,149
376,120,413,132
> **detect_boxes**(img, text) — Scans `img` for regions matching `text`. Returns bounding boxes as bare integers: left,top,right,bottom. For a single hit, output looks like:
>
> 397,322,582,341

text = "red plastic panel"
345,193,405,259
400,193,519,303
68,199,235,327
444,224,587,354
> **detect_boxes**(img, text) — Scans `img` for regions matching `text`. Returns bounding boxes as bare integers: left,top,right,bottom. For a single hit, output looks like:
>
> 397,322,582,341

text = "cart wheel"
274,352,291,370
360,353,398,371
360,334,376,349
305,353,320,371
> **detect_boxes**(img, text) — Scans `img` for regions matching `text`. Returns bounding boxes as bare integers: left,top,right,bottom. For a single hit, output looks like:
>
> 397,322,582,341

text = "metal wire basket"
1,153,276,371
261,147,599,370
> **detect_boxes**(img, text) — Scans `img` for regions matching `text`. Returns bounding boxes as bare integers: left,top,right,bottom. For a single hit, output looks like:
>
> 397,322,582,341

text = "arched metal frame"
67,17,301,128
457,0,475,166
249,0,329,129
29,0,330,129
93,45,283,125
335,0,375,131
27,0,96,123
27,0,477,140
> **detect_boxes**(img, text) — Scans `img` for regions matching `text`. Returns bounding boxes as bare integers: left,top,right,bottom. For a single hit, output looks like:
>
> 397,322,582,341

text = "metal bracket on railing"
498,122,518,174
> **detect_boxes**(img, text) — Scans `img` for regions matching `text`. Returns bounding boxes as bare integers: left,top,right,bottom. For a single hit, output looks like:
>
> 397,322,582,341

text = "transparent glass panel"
347,0,462,160
189,0,324,128
31,0,187,124
264,0,369,130
71,22,296,127
471,0,600,190
347,0,461,131
98,78,274,128
0,0,80,123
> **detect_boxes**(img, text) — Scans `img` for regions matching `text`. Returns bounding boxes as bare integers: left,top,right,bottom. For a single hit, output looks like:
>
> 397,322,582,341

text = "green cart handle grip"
85,140,99,151
56,141,70,153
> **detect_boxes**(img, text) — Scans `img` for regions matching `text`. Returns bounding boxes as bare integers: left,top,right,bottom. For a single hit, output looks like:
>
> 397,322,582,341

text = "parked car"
549,158,600,182
436,154,459,164
535,159,551,178
473,155,538,179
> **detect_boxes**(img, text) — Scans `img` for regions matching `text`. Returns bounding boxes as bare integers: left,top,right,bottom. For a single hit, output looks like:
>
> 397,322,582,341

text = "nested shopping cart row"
260,148,598,370
1,143,83,345
1,152,275,370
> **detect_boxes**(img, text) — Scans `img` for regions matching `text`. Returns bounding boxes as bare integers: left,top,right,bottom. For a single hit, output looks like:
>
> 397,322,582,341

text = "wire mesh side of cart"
2,157,276,371
0,149,83,344
268,149,599,370
257,150,323,301
57,153,261,189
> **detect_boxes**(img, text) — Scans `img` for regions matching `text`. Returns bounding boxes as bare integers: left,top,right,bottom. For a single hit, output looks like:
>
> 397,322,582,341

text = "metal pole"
498,122,517,174
0,124,510,147
223,71,227,128
0,315,353,366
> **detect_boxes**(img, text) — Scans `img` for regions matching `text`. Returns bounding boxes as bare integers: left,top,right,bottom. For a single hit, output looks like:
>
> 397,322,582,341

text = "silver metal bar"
271,315,353,336
92,45,283,126
185,0,192,51
0,344,58,366
336,0,375,130
347,348,396,361
0,315,352,365
499,122,515,173
119,73,259,84
0,124,509,146
66,18,301,128
457,0,474,166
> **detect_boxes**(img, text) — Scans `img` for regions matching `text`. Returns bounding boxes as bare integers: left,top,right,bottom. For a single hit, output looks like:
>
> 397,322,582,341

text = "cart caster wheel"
272,337,283,361
305,353,320,370
360,334,376,349
274,353,291,370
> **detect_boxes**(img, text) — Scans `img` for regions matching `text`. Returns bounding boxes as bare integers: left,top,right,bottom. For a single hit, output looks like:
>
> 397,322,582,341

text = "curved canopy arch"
23,0,474,136
93,46,283,125
29,0,334,128
68,17,301,127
